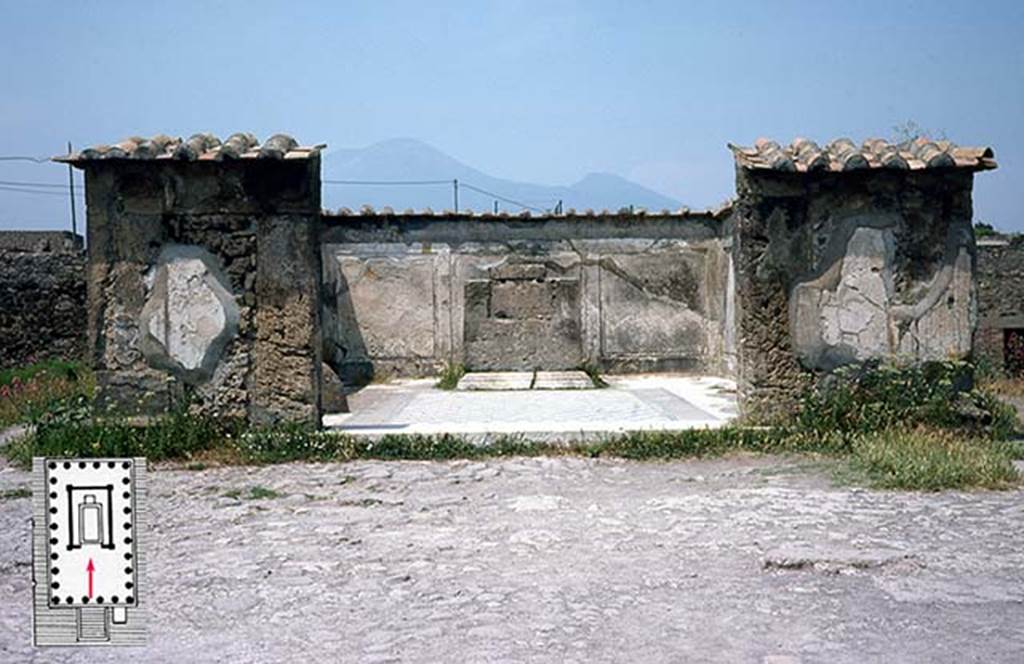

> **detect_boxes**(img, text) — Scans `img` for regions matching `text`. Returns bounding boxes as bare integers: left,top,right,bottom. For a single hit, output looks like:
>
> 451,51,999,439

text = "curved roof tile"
729,137,995,172
55,133,324,163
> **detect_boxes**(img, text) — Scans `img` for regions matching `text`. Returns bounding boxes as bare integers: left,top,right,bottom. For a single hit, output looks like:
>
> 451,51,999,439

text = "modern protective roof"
54,133,324,163
728,137,996,173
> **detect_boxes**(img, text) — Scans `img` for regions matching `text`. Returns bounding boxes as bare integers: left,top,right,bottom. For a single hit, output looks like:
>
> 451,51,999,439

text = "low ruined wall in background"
320,212,735,383
0,231,87,369
975,236,1024,374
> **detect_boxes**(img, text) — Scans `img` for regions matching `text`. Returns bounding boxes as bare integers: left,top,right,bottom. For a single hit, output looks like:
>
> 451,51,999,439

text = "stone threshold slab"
456,370,595,391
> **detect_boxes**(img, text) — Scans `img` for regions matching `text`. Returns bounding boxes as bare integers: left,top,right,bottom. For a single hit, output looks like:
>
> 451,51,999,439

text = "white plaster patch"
147,258,226,370
140,245,239,382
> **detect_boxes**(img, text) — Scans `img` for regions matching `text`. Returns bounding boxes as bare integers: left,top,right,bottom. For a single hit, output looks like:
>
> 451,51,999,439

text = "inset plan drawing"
31,457,147,646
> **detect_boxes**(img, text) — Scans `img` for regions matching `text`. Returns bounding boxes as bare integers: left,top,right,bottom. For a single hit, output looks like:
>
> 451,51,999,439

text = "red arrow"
86,559,95,598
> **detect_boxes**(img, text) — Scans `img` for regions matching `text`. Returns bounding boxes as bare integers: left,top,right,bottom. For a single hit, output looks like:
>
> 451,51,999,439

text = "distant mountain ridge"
322,138,683,213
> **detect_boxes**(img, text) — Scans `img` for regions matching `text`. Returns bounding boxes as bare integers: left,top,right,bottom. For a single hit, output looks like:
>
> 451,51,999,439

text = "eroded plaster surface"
321,235,731,380
791,225,974,371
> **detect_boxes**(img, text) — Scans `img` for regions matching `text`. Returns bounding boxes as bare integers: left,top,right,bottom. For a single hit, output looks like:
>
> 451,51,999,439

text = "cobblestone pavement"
1,453,1022,663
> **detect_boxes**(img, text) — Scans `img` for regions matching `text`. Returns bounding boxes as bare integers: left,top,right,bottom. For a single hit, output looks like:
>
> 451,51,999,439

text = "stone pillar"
65,135,323,426
732,165,980,422
251,214,323,425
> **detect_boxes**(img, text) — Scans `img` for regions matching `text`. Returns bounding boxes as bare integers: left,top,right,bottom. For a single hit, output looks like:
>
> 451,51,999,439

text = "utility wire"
323,177,549,213
458,182,547,213
323,179,451,186
0,156,50,163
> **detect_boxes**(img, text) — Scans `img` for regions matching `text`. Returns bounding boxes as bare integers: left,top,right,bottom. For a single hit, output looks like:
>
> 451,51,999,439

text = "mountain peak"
322,139,682,212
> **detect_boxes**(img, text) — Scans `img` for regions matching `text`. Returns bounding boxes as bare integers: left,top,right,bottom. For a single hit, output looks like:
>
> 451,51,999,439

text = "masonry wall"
975,236,1024,374
0,231,87,369
82,160,322,425
732,168,977,420
320,213,735,387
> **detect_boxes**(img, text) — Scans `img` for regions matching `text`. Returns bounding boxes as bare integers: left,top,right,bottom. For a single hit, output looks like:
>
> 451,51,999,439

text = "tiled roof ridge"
324,200,735,220
54,133,325,162
729,136,996,172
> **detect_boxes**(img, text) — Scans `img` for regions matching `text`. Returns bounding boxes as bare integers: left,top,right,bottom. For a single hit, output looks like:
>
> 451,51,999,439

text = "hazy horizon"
2,1,1022,231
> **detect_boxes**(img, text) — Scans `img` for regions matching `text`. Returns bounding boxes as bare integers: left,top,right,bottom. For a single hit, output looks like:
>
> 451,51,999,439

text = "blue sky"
2,0,1022,230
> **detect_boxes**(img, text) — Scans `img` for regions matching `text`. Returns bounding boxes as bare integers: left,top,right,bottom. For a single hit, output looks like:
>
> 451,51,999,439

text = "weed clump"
436,363,465,390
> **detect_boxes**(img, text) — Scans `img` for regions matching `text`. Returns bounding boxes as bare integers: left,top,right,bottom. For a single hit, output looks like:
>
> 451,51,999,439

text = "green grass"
849,428,1018,491
0,358,83,387
4,407,238,468
3,359,1020,492
578,363,609,388
0,487,31,500
0,359,93,428
436,363,465,390
224,485,281,500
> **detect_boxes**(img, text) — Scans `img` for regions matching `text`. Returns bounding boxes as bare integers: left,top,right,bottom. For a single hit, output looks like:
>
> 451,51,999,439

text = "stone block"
490,280,577,320
532,371,594,390
456,371,534,391
490,263,546,280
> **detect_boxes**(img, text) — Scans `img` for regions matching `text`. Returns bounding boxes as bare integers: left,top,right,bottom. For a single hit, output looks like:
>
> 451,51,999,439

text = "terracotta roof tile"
55,133,324,163
729,137,995,173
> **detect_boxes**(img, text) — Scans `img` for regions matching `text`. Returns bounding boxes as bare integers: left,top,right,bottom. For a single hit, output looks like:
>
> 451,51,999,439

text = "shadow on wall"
322,253,373,388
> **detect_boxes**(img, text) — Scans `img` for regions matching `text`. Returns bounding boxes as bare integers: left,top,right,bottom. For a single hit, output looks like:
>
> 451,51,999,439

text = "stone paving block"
456,371,534,391
532,371,594,390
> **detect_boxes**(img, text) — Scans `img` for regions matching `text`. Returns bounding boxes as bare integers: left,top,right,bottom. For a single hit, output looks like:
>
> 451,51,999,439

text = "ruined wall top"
54,133,324,165
729,137,996,173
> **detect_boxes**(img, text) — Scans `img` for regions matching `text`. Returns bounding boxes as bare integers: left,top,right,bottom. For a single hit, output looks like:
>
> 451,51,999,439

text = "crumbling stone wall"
0,232,87,368
320,212,735,385
975,236,1024,374
77,156,322,425
732,168,977,420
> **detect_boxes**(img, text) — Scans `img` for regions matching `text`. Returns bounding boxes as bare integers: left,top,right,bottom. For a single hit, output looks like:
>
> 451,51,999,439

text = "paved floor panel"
324,374,738,439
